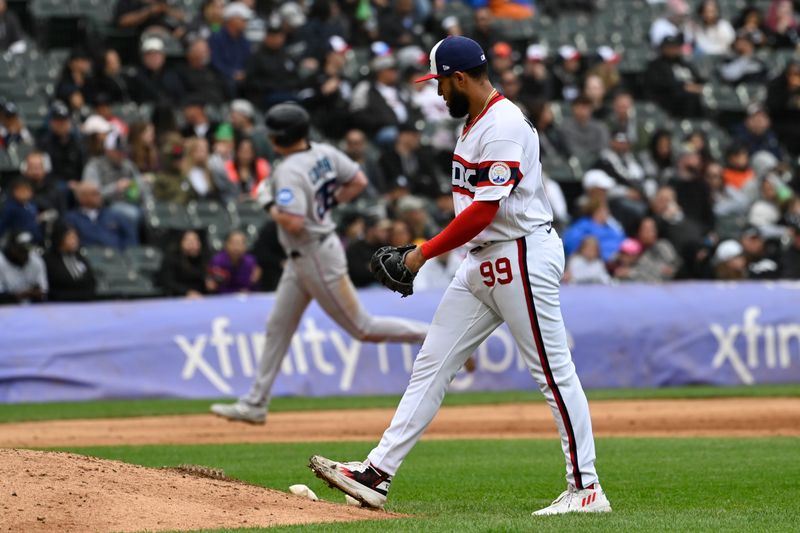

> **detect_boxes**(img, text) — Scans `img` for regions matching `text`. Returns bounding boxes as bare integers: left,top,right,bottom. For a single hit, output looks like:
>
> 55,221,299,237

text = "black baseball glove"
370,245,417,297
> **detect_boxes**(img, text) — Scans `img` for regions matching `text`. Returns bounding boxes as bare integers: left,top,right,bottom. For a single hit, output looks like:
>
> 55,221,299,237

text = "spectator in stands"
529,99,570,159
594,128,649,232
94,49,132,104
718,31,768,85
589,46,623,95
605,90,643,150
583,74,608,119
93,93,129,138
157,229,208,297
243,15,300,109
722,142,755,191
128,36,184,105
82,131,146,228
56,47,96,111
781,217,800,278
38,102,84,185
378,0,425,48
44,224,96,302
644,34,705,117
22,151,65,219
180,96,220,145
748,164,793,229
0,101,34,151
610,238,644,281
250,220,285,292
563,197,626,261
177,38,230,106
229,99,271,158
559,95,610,164
671,145,715,235
471,8,497,54
650,184,710,276
765,0,800,49
396,195,437,242
469,0,534,20
379,122,442,200
766,60,800,155
489,41,515,83
209,2,253,90
209,123,235,175
304,36,356,140
691,0,735,55
499,70,528,115
740,225,781,278
129,121,159,174
225,137,270,199
388,218,413,247
712,239,747,279
564,236,611,285
347,215,391,287
0,231,47,304
705,160,751,226
342,128,385,197
207,229,260,293
650,0,691,48
114,0,186,37
0,179,42,244
151,133,186,203
640,129,676,184
734,6,771,48
187,0,225,42
82,113,112,159
350,54,417,145
0,0,24,53
65,182,138,250
628,216,681,282
521,44,555,102
179,137,233,202
552,45,584,102
733,104,783,159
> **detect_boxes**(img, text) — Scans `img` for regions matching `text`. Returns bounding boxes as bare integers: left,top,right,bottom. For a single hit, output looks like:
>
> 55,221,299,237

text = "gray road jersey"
271,142,360,251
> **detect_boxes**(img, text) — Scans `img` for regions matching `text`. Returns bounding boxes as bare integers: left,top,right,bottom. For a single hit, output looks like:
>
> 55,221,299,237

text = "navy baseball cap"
415,36,487,82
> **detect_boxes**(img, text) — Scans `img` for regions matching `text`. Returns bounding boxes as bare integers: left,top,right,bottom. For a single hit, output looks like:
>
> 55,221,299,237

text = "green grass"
61,437,800,532
3,383,799,424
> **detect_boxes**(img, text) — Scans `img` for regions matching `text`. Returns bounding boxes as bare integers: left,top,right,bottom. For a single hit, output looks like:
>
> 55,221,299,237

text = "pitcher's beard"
447,88,470,118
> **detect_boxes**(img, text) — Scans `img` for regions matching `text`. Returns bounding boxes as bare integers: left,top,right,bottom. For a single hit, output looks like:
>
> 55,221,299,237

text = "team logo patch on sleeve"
488,162,512,185
277,188,294,206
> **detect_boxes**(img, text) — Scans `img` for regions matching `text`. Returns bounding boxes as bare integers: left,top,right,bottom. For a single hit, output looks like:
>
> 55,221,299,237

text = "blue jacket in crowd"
563,216,626,262
64,208,138,250
0,198,43,244
209,28,251,86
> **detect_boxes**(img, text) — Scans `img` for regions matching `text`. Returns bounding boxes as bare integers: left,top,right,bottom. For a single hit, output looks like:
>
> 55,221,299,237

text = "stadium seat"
81,247,129,280
145,203,196,232
125,246,163,278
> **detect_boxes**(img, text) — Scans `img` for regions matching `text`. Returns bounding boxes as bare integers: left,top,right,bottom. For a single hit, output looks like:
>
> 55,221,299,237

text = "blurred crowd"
1,0,800,304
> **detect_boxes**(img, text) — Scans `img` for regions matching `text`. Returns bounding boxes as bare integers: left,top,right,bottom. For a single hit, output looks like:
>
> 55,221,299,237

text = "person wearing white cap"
552,45,583,101
129,36,184,104
210,2,253,87
712,239,747,279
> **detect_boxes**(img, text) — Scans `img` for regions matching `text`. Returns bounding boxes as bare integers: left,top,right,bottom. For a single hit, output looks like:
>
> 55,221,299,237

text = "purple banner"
1,282,800,403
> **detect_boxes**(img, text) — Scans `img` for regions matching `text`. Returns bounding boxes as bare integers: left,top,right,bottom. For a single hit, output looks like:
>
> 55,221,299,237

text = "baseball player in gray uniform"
211,103,429,424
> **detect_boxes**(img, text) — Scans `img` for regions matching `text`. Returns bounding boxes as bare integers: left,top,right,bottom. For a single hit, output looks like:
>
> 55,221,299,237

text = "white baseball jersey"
450,94,553,249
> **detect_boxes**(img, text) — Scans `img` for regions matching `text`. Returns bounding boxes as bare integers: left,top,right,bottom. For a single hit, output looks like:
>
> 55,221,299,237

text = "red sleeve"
420,200,500,259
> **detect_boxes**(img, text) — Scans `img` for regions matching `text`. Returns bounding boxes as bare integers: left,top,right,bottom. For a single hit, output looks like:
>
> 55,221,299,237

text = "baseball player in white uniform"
211,103,429,424
310,36,611,516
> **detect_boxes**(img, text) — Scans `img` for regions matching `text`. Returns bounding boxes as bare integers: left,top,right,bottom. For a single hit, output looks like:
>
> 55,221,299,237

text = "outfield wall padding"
1,282,799,403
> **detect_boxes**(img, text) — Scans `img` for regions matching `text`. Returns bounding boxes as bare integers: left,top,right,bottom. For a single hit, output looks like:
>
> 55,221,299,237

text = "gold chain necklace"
461,88,498,141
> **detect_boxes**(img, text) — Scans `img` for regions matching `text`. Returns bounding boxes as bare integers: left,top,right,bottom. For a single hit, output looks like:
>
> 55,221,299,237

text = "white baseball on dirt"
345,494,363,507
289,484,319,501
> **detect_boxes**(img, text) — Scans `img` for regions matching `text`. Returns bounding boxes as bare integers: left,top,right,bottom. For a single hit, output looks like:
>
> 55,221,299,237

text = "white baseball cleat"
532,484,612,516
308,455,391,509
210,401,267,424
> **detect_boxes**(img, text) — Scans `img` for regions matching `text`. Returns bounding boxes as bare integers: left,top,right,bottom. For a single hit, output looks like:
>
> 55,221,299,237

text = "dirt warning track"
2,398,798,448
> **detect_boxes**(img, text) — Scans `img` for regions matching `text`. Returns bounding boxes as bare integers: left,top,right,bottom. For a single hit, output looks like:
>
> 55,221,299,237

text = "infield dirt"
2,397,797,532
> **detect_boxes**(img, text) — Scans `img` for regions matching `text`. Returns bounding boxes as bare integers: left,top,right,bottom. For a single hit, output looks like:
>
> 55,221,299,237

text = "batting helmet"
265,102,310,147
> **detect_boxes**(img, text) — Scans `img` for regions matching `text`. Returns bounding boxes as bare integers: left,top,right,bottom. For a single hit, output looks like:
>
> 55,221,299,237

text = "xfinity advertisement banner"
1,282,799,403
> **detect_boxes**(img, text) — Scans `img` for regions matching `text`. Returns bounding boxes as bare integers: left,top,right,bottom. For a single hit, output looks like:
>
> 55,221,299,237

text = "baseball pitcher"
310,37,611,516
211,103,429,423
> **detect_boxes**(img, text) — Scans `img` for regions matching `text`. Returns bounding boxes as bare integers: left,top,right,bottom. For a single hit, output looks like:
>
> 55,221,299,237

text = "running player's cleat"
532,484,612,515
308,455,391,509
210,401,267,424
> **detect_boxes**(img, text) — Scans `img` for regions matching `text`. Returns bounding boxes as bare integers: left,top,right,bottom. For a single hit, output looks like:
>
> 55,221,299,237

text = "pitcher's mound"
0,449,392,532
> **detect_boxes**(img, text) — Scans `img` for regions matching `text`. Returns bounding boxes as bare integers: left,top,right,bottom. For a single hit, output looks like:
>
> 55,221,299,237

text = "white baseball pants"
368,227,599,489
